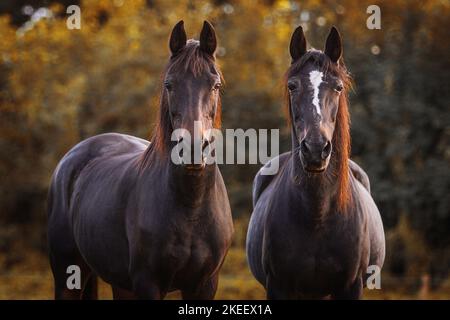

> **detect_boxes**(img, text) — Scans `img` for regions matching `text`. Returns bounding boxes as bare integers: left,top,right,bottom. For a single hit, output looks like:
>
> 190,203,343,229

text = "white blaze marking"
309,70,323,116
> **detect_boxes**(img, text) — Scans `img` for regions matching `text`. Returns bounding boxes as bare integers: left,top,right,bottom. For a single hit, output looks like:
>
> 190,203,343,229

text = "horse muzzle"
299,139,332,173
183,162,206,171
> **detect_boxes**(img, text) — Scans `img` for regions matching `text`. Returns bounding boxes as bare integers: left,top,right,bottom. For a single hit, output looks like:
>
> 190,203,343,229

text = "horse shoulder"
252,152,290,207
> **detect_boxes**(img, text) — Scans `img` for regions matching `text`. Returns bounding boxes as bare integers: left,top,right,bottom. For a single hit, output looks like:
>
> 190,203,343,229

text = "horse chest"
295,242,351,283
267,219,363,292
169,235,223,288
154,218,226,281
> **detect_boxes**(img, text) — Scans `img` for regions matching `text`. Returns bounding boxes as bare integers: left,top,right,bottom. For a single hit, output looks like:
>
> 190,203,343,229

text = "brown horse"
47,21,233,299
246,26,385,299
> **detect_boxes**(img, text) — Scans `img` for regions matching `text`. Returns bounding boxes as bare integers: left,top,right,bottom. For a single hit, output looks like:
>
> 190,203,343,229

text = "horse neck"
289,151,340,223
140,143,217,209
168,162,217,209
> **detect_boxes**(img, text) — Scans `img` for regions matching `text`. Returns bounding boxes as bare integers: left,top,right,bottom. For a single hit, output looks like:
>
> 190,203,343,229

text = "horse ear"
200,20,217,56
324,26,342,63
290,26,307,63
169,20,187,55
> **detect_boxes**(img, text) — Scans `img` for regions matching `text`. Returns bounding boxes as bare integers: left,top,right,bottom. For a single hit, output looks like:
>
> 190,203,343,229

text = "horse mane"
284,50,352,211
140,40,223,168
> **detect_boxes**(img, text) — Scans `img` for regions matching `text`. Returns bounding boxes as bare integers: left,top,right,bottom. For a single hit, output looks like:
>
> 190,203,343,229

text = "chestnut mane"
284,50,352,211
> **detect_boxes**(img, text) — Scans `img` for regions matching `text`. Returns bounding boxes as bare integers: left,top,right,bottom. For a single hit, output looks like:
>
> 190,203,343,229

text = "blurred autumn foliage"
0,0,449,299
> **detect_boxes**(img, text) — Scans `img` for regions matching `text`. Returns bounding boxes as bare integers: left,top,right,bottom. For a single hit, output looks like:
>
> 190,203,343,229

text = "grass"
0,245,449,300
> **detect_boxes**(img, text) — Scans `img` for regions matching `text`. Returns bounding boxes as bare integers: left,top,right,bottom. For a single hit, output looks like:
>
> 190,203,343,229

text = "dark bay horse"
47,21,233,299
246,26,385,299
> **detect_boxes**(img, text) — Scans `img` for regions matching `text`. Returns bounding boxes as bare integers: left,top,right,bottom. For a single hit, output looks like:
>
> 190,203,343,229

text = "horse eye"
213,83,222,91
293,112,303,123
164,81,172,91
287,81,298,92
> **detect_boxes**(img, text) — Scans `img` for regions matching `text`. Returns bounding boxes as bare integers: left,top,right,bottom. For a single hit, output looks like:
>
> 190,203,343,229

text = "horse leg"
266,275,290,300
132,274,166,300
181,274,219,300
48,190,98,299
112,286,138,300
332,277,363,300
134,283,165,300
50,251,95,300
81,273,98,300
53,272,82,301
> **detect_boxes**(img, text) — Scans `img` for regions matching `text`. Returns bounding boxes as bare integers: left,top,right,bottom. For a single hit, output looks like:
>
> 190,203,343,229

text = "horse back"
349,159,371,194
48,132,148,218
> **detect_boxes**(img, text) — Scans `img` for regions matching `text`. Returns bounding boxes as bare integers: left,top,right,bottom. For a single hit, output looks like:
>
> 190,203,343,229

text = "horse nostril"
321,141,332,159
300,140,310,155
